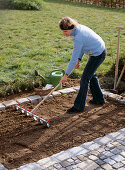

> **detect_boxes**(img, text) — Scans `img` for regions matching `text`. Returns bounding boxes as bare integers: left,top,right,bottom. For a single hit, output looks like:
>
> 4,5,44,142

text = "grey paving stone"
68,146,83,155
101,163,113,170
96,167,103,170
108,131,122,139
81,141,94,147
103,151,114,157
42,95,53,100
112,162,124,168
47,166,57,170
77,154,87,162
105,147,112,151
27,95,42,104
19,163,42,170
118,145,125,151
81,141,96,151
111,141,121,146
72,86,80,92
96,168,103,170
66,165,75,170
67,158,74,163
118,128,125,134
121,160,125,164
95,159,105,165
67,165,78,169
121,151,125,157
73,168,81,170
106,143,114,148
88,143,101,151
0,163,8,170
102,91,111,97
103,158,116,165
98,153,107,160
74,159,81,164
90,150,100,156
118,99,125,104
119,167,125,170
52,91,61,97
89,155,98,161
2,100,17,108
77,159,99,170
52,151,72,162
111,154,125,162
120,135,125,141
117,140,125,146
83,152,91,157
97,147,105,153
53,163,62,169
94,136,112,146
16,97,30,104
108,93,120,101
60,160,71,167
37,157,57,168
71,156,78,161
110,147,122,154
0,103,5,111
59,88,76,94
105,145,115,151
113,134,125,141
68,146,88,156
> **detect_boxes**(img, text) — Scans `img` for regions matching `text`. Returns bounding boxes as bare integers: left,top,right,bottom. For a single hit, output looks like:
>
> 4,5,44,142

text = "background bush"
0,0,44,10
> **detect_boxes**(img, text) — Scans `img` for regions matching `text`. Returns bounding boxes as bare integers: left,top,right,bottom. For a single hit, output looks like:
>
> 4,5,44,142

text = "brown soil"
0,79,125,169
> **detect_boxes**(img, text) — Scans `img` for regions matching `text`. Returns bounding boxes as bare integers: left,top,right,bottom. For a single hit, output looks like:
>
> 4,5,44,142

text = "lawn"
0,0,125,86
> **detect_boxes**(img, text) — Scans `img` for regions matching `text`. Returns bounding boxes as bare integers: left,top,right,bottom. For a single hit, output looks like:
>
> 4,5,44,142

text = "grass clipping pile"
0,79,125,169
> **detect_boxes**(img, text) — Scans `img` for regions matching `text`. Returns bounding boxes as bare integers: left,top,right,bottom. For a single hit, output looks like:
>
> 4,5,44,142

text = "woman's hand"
60,74,68,83
75,59,81,69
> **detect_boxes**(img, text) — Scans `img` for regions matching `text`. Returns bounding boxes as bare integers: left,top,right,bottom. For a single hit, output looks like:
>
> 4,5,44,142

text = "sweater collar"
70,27,77,36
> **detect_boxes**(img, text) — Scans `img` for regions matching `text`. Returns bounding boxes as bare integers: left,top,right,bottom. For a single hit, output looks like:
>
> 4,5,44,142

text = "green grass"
0,0,125,87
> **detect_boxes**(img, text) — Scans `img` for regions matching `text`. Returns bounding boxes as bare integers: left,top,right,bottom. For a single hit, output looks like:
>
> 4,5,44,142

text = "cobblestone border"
0,87,125,111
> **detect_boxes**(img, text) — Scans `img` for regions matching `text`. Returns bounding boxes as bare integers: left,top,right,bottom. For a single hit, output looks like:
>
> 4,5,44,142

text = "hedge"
0,0,44,10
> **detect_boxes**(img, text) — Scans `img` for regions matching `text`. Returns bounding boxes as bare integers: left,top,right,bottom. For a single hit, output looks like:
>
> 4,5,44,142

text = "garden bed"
0,78,125,169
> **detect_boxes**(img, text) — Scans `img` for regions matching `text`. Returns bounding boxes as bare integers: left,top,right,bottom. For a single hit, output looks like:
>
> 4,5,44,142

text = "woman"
59,17,106,114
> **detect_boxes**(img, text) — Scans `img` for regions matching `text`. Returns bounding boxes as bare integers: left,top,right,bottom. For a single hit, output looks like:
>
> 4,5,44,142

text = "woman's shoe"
66,106,82,114
89,99,105,105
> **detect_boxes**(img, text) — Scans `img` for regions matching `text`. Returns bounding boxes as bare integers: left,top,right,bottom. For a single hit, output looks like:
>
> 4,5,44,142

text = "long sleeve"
66,39,84,75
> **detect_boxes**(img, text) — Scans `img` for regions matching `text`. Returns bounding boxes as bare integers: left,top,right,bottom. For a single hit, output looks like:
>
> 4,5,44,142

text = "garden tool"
15,104,50,127
15,68,75,128
15,75,63,128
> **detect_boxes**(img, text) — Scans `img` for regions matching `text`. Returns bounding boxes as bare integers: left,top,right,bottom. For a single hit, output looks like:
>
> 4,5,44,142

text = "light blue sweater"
66,24,105,75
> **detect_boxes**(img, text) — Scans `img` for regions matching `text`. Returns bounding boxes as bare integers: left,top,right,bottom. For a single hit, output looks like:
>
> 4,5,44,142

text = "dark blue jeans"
74,49,106,111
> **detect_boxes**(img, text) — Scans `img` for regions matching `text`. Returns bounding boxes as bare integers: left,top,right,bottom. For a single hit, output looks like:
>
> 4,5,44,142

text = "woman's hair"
59,17,78,30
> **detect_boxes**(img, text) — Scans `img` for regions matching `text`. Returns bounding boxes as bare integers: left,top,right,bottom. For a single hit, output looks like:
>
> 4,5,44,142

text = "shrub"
13,0,44,10
0,0,44,10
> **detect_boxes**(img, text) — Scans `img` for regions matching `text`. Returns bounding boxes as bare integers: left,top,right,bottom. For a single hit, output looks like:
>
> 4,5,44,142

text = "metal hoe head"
15,104,50,128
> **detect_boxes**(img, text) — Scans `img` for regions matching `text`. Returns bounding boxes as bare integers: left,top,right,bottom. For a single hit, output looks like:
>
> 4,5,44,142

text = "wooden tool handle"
31,82,62,113
116,65,125,89
31,66,76,113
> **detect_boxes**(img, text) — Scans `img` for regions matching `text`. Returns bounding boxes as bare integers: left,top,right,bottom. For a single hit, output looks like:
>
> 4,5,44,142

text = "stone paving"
1,128,123,170
0,86,125,170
